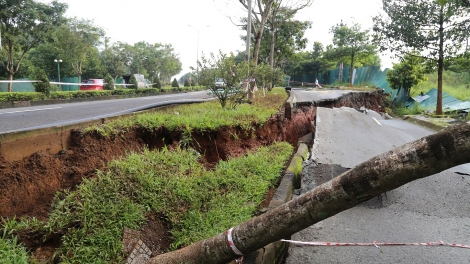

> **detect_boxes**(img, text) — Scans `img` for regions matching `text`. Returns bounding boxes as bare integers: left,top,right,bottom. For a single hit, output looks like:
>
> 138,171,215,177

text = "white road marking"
372,117,382,126
0,107,62,115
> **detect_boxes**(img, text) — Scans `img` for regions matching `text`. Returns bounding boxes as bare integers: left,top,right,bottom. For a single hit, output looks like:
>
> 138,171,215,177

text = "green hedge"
0,92,46,103
0,86,208,104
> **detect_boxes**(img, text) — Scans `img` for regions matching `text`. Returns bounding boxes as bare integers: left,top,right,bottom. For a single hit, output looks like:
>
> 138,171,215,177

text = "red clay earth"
0,105,316,262
0,91,385,262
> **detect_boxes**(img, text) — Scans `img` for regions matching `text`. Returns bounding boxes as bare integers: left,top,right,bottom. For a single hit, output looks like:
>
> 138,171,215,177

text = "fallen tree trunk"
150,122,470,264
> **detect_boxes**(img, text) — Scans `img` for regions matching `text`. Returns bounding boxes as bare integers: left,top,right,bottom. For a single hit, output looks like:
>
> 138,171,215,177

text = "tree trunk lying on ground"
150,122,470,264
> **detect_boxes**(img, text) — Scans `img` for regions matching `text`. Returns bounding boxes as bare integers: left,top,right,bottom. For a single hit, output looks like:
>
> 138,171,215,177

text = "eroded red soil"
0,105,317,262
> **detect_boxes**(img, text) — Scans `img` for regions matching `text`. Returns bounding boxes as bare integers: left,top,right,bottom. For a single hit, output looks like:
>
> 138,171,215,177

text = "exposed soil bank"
0,106,317,220
0,90,385,263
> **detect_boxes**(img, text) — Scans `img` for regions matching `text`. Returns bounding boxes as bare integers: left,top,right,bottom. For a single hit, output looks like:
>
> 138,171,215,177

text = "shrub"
171,78,179,89
103,74,114,90
184,78,190,87
33,69,51,97
129,75,138,89
152,76,162,89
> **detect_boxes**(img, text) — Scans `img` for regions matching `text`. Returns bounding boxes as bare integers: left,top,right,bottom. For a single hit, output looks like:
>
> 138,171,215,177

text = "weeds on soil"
7,143,292,263
392,102,424,116
1,225,31,263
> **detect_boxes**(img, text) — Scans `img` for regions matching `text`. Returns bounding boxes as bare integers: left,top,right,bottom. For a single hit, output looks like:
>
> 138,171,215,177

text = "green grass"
413,72,470,101
392,102,424,116
0,226,31,263
4,143,292,263
0,87,292,263
83,88,287,136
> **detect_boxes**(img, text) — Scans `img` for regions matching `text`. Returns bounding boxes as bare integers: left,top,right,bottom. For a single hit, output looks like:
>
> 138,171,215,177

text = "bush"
0,92,45,103
152,76,162,89
33,69,51,97
103,74,114,90
171,78,179,89
129,75,138,89
184,78,190,87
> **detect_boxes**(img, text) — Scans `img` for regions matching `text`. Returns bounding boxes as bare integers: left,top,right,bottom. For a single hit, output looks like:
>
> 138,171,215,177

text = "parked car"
215,78,226,88
80,79,104,90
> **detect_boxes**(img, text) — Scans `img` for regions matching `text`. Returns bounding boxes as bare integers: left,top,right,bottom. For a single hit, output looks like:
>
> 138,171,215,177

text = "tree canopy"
386,52,427,101
0,0,67,91
329,22,377,86
373,0,470,114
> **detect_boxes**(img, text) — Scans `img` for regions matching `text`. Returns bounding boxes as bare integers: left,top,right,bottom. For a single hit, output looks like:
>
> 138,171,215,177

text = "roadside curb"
402,115,445,131
238,133,312,264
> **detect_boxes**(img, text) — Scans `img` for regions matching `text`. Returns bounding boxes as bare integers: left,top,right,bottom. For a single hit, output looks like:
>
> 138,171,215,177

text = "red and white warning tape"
281,239,470,249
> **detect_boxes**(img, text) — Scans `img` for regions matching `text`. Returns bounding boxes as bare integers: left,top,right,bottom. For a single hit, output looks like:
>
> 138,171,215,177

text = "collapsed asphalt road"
285,106,470,263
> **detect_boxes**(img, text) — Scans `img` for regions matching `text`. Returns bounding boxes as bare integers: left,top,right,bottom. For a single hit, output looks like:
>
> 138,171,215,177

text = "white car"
215,78,226,88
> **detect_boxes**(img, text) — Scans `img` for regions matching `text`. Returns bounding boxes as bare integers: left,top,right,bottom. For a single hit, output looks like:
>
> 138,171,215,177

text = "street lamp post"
54,59,62,91
188,25,209,86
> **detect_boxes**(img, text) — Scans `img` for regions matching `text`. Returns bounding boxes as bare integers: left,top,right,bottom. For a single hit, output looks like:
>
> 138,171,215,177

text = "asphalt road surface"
0,91,212,133
286,106,470,263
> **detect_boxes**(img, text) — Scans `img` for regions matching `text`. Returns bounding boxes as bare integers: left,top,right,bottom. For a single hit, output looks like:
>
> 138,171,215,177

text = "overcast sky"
48,0,393,79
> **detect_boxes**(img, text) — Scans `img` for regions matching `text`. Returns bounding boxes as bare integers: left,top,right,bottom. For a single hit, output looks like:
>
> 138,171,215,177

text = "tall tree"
54,18,104,83
329,22,377,87
100,41,128,81
301,42,336,78
0,0,67,92
373,0,470,115
239,0,275,64
266,0,312,68
260,11,311,67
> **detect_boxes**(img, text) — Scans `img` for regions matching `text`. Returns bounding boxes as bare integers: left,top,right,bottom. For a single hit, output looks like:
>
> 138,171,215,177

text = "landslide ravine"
0,105,316,220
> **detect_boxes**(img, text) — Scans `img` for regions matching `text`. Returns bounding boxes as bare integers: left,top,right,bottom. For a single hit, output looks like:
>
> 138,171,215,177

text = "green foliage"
256,8,312,66
171,78,179,88
129,75,138,89
0,92,46,103
54,18,105,83
0,88,289,262
393,102,424,116
0,227,30,264
85,90,286,135
372,0,470,114
198,51,250,109
300,42,337,77
103,73,115,90
184,78,190,87
0,0,67,92
413,71,470,101
33,69,51,97
100,41,128,80
329,22,377,86
38,142,293,262
152,75,162,89
387,53,427,95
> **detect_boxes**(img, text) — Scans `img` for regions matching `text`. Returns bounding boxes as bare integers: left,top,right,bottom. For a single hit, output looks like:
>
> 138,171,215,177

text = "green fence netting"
0,79,35,92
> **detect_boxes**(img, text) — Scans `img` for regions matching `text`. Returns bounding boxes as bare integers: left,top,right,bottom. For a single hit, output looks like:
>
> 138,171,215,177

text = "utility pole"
246,0,252,61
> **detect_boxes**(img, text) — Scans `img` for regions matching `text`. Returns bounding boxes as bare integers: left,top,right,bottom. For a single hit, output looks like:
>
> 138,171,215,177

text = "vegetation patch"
83,88,287,136
2,143,292,263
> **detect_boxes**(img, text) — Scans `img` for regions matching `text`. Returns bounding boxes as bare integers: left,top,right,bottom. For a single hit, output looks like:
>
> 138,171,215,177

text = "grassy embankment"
0,88,294,263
